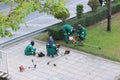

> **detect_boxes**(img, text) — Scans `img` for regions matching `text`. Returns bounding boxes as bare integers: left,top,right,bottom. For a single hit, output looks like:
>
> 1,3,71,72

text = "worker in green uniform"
62,24,76,43
77,24,86,41
24,41,36,55
46,36,58,57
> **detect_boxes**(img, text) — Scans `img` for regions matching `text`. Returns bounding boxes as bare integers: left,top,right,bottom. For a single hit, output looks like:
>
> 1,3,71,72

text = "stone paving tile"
1,39,120,80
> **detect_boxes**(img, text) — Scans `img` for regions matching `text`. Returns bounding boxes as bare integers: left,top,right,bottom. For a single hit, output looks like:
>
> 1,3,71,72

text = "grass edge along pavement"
34,12,120,62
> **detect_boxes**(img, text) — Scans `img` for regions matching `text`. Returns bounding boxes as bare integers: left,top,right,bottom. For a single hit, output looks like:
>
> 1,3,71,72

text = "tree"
107,0,111,31
0,0,68,37
98,0,111,31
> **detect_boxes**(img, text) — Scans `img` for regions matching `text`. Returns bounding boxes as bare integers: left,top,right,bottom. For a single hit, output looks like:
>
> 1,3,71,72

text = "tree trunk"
107,0,111,31
62,19,66,23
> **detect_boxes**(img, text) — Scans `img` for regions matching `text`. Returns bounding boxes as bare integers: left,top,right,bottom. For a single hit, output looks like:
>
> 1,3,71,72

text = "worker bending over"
62,24,76,43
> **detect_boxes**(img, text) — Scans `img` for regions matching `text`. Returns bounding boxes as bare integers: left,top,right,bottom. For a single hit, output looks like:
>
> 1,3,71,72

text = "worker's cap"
31,41,35,46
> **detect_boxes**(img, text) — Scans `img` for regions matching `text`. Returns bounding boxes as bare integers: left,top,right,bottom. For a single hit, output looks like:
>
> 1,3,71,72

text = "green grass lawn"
35,12,120,62
84,12,120,61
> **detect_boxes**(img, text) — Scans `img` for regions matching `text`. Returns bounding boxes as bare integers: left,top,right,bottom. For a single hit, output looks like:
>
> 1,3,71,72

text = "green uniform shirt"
62,24,73,35
46,43,58,56
77,27,86,40
24,44,36,55
62,24,73,43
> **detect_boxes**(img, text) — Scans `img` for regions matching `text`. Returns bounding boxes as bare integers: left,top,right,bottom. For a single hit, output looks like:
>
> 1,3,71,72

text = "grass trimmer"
72,38,101,50
83,43,102,50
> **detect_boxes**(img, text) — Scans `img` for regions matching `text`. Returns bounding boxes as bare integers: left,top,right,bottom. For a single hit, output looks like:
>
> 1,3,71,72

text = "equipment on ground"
47,49,70,66
64,49,70,54
75,41,101,49
56,43,60,48
37,52,45,57
19,59,37,72
28,59,36,69
19,65,25,72
72,39,77,43
71,36,101,50
69,36,74,41
83,43,102,50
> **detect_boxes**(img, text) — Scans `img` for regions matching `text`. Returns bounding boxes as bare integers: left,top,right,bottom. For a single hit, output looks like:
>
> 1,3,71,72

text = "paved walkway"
1,39,120,80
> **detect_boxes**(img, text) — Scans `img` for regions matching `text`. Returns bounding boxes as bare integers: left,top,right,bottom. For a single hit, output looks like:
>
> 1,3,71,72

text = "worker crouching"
24,41,36,55
77,24,86,41
46,36,58,57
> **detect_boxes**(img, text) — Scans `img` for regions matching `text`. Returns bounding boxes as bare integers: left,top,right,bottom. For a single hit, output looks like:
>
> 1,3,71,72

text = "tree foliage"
0,0,69,37
88,0,99,12
53,7,70,23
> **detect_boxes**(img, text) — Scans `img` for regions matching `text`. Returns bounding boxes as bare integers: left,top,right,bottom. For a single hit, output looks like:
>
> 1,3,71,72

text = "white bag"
69,36,73,40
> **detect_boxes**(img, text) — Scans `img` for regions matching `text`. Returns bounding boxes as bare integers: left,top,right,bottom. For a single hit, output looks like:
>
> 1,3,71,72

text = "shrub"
76,4,83,19
88,0,99,12
48,23,64,40
111,3,120,14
